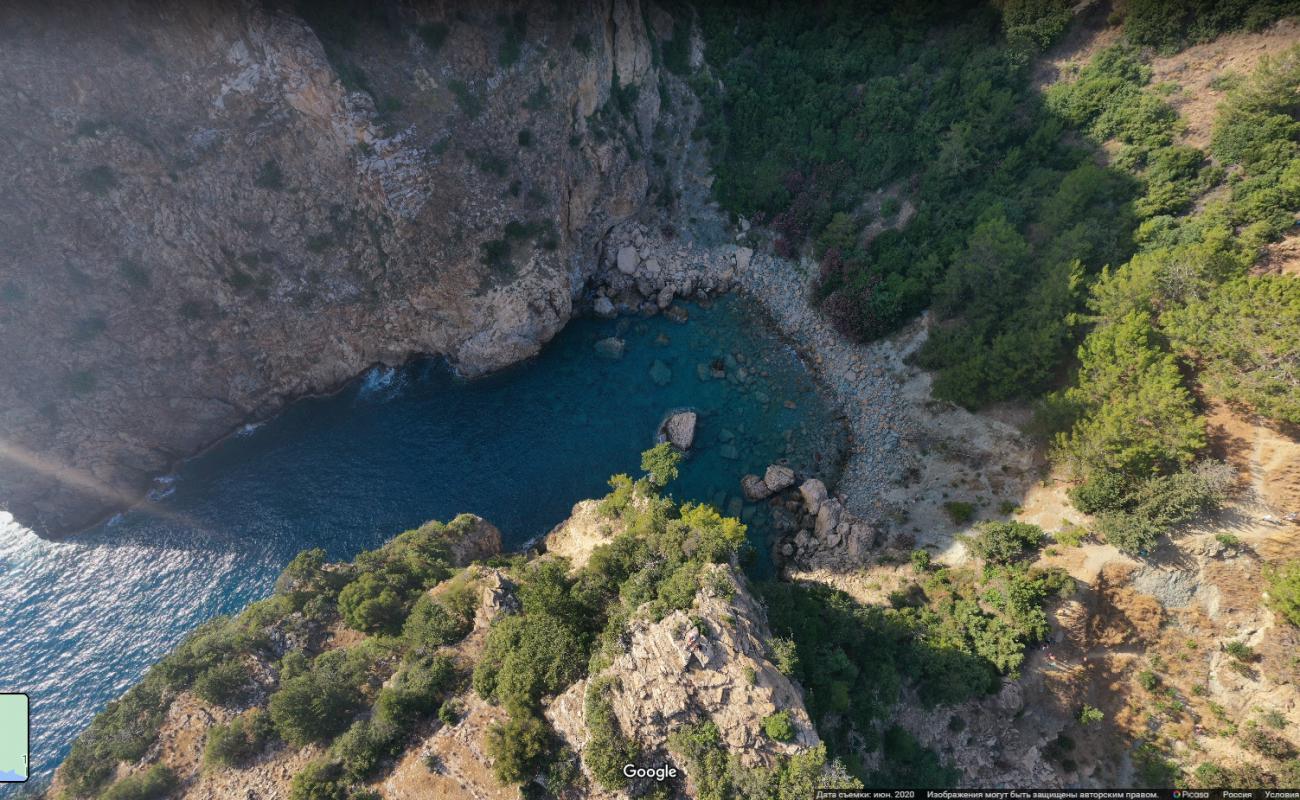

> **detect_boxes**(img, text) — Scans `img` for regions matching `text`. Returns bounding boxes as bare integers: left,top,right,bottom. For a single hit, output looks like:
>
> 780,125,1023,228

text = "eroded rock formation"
0,0,698,535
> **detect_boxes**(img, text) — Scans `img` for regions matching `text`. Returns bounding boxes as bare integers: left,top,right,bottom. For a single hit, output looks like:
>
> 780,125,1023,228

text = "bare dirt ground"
1147,18,1300,150
1258,231,1300,277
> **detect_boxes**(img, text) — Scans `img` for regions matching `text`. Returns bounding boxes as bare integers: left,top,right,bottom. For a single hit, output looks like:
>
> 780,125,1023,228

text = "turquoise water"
0,298,847,788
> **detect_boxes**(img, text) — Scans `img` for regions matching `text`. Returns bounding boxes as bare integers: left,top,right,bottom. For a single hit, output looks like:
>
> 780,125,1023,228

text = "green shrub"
662,18,692,75
999,0,1072,51
762,710,795,742
1122,0,1297,52
1078,704,1104,725
269,649,371,747
373,655,455,732
1056,313,1205,482
485,712,550,784
402,593,472,652
205,709,274,768
338,573,404,634
289,758,349,800
193,659,254,707
333,719,394,781
1224,640,1255,662
1242,723,1297,760
437,699,461,726
1167,276,1300,425
875,725,959,788
583,677,637,789
965,522,1046,564
100,764,178,800
943,501,976,525
640,442,682,488
473,610,588,714
1266,560,1300,627
58,674,170,796
1132,741,1180,788
910,549,932,571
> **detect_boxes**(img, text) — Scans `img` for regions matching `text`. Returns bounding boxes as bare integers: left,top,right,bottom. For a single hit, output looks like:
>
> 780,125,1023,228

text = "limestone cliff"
0,0,698,536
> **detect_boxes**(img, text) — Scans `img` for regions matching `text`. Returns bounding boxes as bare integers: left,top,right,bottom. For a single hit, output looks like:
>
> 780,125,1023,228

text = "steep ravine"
0,0,701,536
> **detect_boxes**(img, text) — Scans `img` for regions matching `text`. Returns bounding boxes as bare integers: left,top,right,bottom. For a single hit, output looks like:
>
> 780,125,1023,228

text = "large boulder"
661,410,697,450
617,245,639,275
741,474,773,502
763,464,796,492
814,498,843,539
799,478,828,515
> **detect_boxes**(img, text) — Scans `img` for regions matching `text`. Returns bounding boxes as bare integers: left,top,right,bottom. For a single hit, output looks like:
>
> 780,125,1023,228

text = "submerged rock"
741,474,773,502
649,359,673,387
719,443,740,460
593,295,616,318
661,410,697,450
594,337,626,359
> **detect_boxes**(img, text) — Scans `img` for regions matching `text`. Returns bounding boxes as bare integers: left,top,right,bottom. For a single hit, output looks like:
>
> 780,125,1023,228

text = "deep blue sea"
0,298,846,788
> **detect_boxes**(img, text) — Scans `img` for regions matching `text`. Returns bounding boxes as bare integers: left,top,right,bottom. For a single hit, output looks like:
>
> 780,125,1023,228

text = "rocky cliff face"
0,0,696,536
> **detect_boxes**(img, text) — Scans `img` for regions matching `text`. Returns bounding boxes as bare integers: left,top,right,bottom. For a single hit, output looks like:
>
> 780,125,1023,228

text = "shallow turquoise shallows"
0,297,847,787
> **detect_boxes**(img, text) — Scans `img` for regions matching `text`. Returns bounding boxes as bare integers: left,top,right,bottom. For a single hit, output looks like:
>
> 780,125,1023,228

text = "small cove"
0,296,848,787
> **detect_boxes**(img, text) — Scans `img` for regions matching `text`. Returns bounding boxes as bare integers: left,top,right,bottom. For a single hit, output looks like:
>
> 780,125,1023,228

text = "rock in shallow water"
593,296,616,318
764,464,796,492
661,410,697,450
594,337,625,359
649,359,672,387
741,474,772,502
799,478,827,515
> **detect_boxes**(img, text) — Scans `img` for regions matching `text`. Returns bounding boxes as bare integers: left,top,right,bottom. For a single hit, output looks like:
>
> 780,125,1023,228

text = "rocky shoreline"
585,219,915,546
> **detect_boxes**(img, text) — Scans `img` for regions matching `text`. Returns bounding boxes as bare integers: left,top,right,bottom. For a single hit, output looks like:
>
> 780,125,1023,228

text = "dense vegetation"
698,0,1140,408
694,0,1298,554
59,517,479,799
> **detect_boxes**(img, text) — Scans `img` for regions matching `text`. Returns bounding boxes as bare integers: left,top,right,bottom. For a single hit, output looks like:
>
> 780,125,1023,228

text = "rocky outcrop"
547,565,820,783
438,514,503,567
774,477,879,569
586,221,753,318
0,0,699,536
660,409,697,450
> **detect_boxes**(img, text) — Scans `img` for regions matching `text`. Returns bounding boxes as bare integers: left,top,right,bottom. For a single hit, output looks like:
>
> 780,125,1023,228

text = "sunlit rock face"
0,0,695,536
